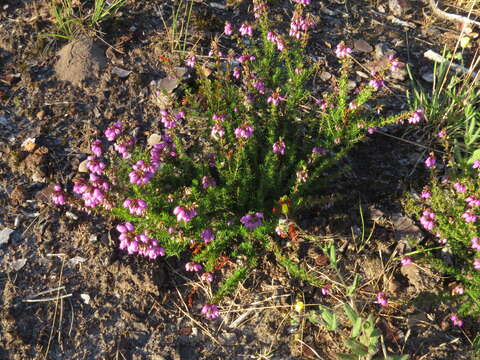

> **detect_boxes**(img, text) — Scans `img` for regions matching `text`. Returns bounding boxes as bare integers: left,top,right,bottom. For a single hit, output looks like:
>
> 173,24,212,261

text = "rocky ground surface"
0,0,479,359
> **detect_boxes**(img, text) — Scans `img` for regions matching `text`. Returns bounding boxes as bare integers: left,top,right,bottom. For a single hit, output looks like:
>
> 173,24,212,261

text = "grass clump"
48,0,127,39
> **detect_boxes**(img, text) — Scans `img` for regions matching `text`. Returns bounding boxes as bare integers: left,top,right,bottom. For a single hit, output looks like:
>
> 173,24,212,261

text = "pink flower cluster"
73,174,110,208
201,176,217,189
253,1,268,18
129,160,155,186
453,182,466,193
420,209,436,230
235,124,254,139
369,79,384,91
388,55,401,71
462,210,477,223
408,109,424,124
211,123,225,140
267,92,286,106
224,22,233,35
186,55,196,68
421,189,431,199
150,134,177,163
474,258,480,270
471,237,480,251
450,314,463,327
376,292,388,307
424,155,436,168
173,205,197,222
114,137,136,159
185,261,202,272
335,43,352,58
240,212,264,230
266,31,285,51
160,109,185,129
105,122,123,142
289,11,314,40
239,22,253,37
201,228,215,243
86,156,106,175
201,272,214,283
201,304,219,319
123,198,148,216
466,195,480,207
400,256,412,266
117,222,165,259
294,0,310,4
91,139,103,157
52,185,66,205
273,140,286,155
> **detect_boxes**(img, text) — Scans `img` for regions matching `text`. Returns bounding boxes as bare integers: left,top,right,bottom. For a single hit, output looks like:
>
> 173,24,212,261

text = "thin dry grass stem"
297,339,322,359
375,129,446,154
172,285,224,348
24,293,72,303
43,255,66,359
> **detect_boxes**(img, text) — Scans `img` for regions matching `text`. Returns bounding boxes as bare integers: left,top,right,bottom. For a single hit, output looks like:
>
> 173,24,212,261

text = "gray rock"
0,228,14,246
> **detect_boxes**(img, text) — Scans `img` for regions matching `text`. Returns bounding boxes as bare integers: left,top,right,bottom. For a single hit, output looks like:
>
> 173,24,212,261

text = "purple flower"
212,113,225,122
201,228,215,244
224,22,233,35
315,99,328,110
235,125,254,139
240,212,264,230
312,147,326,155
421,190,431,199
294,0,310,4
453,182,466,193
369,79,384,91
186,55,196,68
201,272,214,283
135,233,165,259
233,67,242,79
473,160,480,169
437,130,447,138
86,156,106,175
254,80,266,94
376,292,388,307
400,256,412,266
117,222,137,254
424,155,436,168
52,185,66,205
239,22,253,37
105,122,123,141
367,128,376,134
408,109,424,124
123,198,148,216
420,209,436,230
273,140,286,155
335,43,352,58
267,91,286,106
201,304,219,319
466,196,480,207
211,123,225,140
129,160,154,186
388,55,401,71
114,137,135,159
462,211,477,223
450,314,463,327
185,261,202,272
452,285,464,295
173,205,197,222
91,139,103,157
201,176,217,189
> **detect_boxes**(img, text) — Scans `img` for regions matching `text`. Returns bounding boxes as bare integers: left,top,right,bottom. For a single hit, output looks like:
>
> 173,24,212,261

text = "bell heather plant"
405,162,480,319
52,1,413,318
